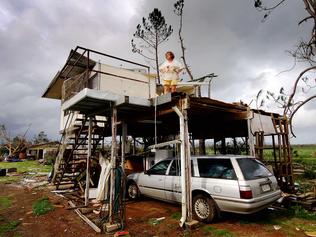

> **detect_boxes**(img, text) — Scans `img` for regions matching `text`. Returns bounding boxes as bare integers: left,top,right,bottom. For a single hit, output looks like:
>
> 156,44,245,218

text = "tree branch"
284,65,316,115
289,95,316,137
299,15,313,25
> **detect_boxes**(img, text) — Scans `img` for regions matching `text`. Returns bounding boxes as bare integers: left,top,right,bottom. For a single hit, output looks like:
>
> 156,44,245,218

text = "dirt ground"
125,198,309,237
1,179,315,237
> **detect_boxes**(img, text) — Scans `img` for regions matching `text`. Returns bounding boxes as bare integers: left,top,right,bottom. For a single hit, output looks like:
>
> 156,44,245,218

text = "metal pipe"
121,122,127,167
85,116,92,206
173,106,186,227
63,49,87,79
91,69,149,84
247,109,255,156
77,46,150,70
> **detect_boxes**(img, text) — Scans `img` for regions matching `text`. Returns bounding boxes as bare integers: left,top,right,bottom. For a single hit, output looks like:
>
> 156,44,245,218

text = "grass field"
206,144,316,166
0,161,52,184
0,161,51,173
263,145,316,166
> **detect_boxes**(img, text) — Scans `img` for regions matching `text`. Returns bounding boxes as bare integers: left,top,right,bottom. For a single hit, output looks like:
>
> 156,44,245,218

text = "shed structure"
43,46,293,232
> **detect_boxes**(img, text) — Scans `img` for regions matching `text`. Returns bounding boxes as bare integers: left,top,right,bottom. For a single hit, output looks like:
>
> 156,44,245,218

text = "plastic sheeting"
96,154,111,201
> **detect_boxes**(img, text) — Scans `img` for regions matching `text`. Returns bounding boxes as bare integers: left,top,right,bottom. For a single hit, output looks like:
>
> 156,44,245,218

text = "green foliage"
304,167,316,179
0,197,11,211
0,220,20,236
43,150,56,165
33,131,49,144
171,212,181,220
174,0,184,16
32,197,54,216
261,145,316,166
293,150,299,157
203,226,234,237
290,206,316,221
254,0,262,8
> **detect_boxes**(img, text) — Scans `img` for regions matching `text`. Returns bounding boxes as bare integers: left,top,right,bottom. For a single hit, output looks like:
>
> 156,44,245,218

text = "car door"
164,160,181,202
137,159,171,201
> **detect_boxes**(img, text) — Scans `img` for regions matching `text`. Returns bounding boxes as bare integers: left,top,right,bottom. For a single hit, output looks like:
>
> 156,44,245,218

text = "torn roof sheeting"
42,49,96,100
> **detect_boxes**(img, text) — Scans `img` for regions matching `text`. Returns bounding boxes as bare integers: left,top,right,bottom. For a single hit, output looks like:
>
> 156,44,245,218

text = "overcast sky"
0,0,315,144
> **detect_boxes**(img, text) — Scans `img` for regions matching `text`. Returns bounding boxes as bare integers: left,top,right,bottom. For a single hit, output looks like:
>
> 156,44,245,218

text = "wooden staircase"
53,114,108,191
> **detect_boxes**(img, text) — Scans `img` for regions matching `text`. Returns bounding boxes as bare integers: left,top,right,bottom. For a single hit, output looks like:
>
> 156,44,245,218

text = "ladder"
271,116,294,190
254,115,294,191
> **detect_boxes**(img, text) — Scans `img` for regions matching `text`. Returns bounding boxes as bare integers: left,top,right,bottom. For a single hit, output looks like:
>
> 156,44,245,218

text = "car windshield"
237,158,272,180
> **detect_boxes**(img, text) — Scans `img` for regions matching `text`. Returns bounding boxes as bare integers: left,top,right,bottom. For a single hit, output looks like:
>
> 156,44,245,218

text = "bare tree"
174,0,194,81
0,124,30,156
132,8,173,84
254,0,316,136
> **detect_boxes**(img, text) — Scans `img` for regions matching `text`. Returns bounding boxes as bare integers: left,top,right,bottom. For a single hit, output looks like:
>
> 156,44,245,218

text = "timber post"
109,106,118,223
85,116,92,206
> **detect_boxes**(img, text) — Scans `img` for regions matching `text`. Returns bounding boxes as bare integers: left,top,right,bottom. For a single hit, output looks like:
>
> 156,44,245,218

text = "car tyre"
127,182,139,200
193,194,217,223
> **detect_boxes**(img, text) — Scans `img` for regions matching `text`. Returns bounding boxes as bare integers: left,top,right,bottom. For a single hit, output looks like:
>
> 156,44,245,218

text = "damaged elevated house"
42,46,293,232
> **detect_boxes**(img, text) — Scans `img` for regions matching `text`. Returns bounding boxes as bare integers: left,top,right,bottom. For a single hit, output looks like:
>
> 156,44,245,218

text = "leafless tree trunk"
155,34,161,84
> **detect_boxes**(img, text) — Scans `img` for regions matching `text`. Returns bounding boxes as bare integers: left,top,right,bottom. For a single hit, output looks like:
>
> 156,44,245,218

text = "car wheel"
127,182,139,200
193,194,217,223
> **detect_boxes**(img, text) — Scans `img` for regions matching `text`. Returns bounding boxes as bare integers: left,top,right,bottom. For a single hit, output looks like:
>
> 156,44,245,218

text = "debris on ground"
6,167,17,173
305,231,316,237
114,230,130,237
0,169,6,176
148,217,165,226
273,225,282,230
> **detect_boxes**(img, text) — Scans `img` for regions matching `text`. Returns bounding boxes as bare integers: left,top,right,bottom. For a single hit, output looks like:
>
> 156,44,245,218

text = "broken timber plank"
68,200,101,233
148,139,181,149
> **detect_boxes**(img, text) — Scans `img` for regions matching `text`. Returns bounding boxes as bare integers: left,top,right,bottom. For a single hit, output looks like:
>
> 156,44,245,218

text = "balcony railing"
62,70,90,102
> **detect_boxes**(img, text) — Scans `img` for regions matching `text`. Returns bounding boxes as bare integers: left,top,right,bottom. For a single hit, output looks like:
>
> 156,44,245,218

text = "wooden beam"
121,121,127,167
109,107,117,223
148,139,181,149
68,201,101,233
85,116,92,206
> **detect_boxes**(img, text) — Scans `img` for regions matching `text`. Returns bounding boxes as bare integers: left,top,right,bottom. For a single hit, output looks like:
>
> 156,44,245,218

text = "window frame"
166,159,195,176
195,158,237,180
237,158,273,180
146,159,172,176
167,160,180,176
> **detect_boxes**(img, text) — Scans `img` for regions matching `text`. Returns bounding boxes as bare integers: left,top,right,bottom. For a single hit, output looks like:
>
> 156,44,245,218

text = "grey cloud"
0,0,315,144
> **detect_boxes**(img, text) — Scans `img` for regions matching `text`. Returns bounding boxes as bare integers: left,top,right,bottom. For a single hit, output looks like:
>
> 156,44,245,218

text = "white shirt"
159,59,184,81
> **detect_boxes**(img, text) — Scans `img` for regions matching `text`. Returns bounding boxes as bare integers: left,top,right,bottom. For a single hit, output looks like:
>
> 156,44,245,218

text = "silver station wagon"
127,155,282,223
